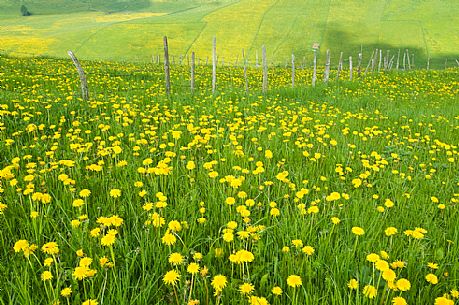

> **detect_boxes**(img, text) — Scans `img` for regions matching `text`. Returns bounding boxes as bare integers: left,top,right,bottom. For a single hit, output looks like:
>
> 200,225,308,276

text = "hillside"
1,0,459,67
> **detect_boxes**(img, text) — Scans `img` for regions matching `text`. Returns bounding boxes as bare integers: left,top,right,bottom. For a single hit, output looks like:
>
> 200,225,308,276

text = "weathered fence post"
403,51,406,70
371,49,377,72
349,56,353,81
357,52,362,77
190,51,195,92
396,49,400,71
212,36,217,94
427,57,430,70
364,50,375,77
385,50,390,70
312,48,317,87
291,52,295,88
256,50,259,68
262,45,268,93
67,50,89,101
388,55,395,70
163,36,171,95
378,49,382,72
406,49,411,70
324,49,330,83
336,51,343,80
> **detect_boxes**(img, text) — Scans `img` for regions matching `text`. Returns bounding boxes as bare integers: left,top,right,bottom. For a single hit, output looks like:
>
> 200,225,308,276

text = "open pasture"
1,0,459,67
0,55,458,304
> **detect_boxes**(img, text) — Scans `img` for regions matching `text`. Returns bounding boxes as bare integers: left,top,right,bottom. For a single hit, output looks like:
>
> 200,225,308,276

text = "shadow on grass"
318,28,459,70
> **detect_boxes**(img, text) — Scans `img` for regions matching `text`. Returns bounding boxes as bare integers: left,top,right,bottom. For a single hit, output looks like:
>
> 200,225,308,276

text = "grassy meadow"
1,0,459,67
0,54,458,305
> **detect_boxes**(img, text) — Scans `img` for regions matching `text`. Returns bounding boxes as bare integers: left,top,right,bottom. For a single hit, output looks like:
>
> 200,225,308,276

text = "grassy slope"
0,0,458,66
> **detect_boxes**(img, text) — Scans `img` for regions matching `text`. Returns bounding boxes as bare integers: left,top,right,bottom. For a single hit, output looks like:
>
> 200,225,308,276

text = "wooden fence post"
212,36,217,94
67,50,89,101
324,49,330,83
406,49,411,70
336,51,343,80
163,36,171,95
312,49,317,87
364,50,375,77
357,52,362,77
190,51,195,92
378,49,382,72
385,50,390,70
388,55,395,70
262,45,268,93
349,56,353,81
291,52,295,88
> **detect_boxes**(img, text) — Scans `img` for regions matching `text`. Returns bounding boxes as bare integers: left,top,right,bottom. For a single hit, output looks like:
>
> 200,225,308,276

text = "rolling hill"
1,0,459,67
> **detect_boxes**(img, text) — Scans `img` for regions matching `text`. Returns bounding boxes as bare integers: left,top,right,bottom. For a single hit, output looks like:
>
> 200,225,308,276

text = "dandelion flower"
101,232,116,247
161,232,177,246
347,279,359,290
396,278,411,291
363,285,377,299
351,227,365,236
163,270,180,286
425,273,438,284
366,253,380,263
239,282,255,295
434,297,454,305
61,287,72,297
211,274,227,294
168,252,184,266
301,246,315,256
109,189,121,198
187,262,200,274
385,227,398,236
392,296,407,305
272,286,282,295
42,242,59,255
286,275,302,288
41,271,53,281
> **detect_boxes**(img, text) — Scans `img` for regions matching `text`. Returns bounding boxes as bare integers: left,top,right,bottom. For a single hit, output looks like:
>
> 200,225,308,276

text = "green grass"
1,0,459,67
0,55,458,305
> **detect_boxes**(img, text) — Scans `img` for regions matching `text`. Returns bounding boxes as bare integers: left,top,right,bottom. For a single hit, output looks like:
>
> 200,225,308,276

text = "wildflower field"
0,55,458,305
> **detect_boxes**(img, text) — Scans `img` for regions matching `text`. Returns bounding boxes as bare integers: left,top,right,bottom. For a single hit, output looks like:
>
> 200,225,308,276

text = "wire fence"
1,46,459,100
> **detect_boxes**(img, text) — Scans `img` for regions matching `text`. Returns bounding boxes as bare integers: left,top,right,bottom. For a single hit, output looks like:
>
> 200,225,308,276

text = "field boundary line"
185,0,242,57
249,0,279,55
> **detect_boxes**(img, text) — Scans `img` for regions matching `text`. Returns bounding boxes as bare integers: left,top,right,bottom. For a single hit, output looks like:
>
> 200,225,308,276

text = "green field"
1,0,459,67
1,54,459,304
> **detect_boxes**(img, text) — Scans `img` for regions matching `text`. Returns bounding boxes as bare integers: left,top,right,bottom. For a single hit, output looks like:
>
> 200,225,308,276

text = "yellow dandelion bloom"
396,278,411,291
347,279,358,290
286,275,302,288
351,227,365,236
239,282,255,295
163,270,180,286
211,275,227,295
41,271,53,281
60,287,72,297
363,284,377,299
